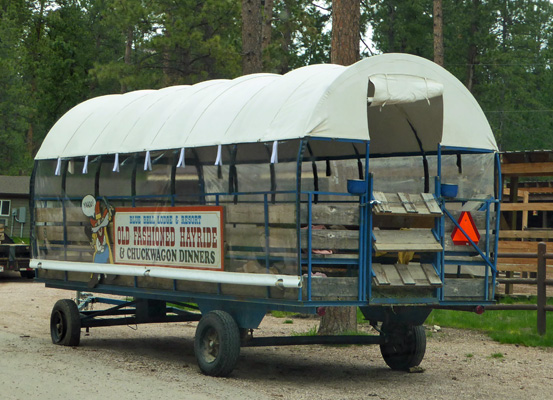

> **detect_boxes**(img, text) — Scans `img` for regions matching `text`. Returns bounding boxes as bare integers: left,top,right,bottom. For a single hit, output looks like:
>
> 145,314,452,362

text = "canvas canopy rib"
35,53,497,161
140,81,227,150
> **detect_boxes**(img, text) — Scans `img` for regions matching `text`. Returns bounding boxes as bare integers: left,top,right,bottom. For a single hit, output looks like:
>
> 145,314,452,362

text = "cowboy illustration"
81,195,114,263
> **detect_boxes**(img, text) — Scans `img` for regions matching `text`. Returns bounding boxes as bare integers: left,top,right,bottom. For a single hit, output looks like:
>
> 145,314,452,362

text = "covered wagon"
31,53,500,376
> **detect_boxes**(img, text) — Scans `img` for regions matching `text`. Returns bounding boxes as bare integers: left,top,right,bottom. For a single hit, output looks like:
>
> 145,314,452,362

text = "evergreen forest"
1,0,552,175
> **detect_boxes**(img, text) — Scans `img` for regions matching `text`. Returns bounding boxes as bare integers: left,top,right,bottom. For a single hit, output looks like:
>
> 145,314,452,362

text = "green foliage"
427,297,553,347
0,0,33,174
270,310,298,318
268,0,331,73
367,0,553,152
2,0,553,176
293,325,319,336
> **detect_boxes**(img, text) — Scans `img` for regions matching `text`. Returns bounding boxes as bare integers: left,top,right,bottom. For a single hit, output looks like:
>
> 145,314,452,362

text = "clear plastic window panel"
135,152,173,208
223,159,298,276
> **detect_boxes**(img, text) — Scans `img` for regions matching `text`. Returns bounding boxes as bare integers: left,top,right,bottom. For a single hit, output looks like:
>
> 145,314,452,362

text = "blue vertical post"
484,200,491,300
367,172,374,302
216,194,221,295
364,141,371,302
307,193,313,302
492,152,502,299
358,190,365,302
437,145,445,301
296,140,305,302
264,193,271,298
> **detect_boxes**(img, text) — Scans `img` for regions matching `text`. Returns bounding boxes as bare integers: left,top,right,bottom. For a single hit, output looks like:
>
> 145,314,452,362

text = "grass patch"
427,296,553,347
6,236,29,244
293,325,319,337
283,319,294,324
490,352,504,359
270,310,298,319
356,308,370,324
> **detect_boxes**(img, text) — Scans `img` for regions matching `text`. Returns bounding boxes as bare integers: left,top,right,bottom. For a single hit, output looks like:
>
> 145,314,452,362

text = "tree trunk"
261,0,274,52
319,0,360,336
330,0,360,65
465,0,480,92
278,0,293,74
433,0,444,66
318,306,358,335
387,3,396,52
121,27,133,93
241,0,263,75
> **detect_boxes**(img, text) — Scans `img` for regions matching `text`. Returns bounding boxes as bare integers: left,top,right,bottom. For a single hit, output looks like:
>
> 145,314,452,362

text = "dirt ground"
1,272,552,400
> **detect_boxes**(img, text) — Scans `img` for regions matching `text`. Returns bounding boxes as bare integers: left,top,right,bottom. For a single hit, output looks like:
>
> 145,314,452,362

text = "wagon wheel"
194,310,241,377
380,323,426,371
50,299,81,346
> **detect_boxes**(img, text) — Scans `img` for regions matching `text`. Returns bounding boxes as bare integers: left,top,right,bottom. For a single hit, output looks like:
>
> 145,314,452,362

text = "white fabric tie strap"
55,157,62,176
112,153,120,172
82,155,89,174
144,151,152,171
214,145,223,166
177,148,186,168
270,140,278,164
425,77,431,105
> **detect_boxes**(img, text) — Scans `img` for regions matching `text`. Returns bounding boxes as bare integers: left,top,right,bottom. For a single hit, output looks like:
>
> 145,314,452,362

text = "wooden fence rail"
494,242,552,336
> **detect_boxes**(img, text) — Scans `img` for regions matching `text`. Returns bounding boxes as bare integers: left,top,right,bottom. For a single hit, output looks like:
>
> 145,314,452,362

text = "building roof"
36,53,497,161
0,176,30,197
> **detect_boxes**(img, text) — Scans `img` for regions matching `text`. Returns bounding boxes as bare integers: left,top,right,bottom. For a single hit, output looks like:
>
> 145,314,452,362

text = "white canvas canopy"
35,53,497,161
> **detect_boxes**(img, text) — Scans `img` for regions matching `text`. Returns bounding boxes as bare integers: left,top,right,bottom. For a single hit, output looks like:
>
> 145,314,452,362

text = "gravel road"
1,272,552,400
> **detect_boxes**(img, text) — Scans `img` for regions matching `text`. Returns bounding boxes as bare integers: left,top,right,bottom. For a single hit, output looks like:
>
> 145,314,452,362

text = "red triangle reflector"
451,211,480,246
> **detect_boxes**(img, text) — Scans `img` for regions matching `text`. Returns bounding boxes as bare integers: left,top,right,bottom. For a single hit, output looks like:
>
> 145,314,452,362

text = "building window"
0,200,10,217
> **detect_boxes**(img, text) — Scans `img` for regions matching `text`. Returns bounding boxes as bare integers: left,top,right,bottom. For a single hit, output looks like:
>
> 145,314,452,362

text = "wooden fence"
494,242,553,335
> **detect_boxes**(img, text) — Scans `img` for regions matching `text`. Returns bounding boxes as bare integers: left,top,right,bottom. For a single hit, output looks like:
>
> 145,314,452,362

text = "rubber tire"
380,323,426,371
194,310,241,377
50,299,81,346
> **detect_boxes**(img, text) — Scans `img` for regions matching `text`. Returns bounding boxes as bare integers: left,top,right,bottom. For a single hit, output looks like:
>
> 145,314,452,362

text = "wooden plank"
372,229,442,252
35,207,88,223
421,193,442,214
501,202,553,212
501,162,553,177
372,215,435,229
499,230,553,240
408,264,435,286
398,192,417,213
395,264,416,285
225,204,295,225
497,257,553,267
36,226,90,242
310,204,360,226
310,276,358,297
372,192,437,216
372,264,390,285
373,191,390,213
225,225,360,251
225,203,361,226
421,264,443,286
376,264,404,286
504,187,553,195
443,278,486,298
522,191,529,229
498,241,546,253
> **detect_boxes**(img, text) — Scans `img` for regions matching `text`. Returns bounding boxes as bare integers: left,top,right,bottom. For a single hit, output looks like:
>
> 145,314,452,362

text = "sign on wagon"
114,206,224,270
